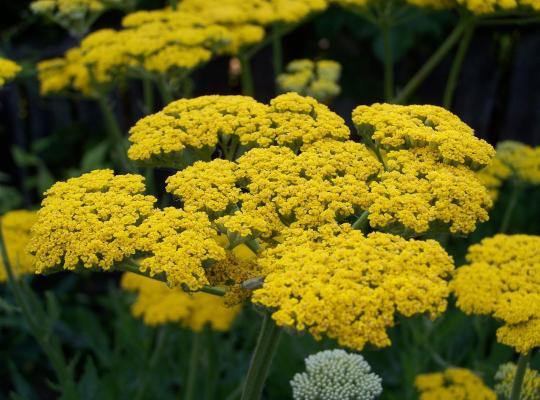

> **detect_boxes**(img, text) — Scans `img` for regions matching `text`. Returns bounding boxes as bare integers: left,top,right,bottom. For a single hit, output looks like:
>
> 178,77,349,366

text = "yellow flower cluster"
497,141,540,185
121,273,241,331
37,12,232,96
28,170,157,273
30,0,106,18
451,234,540,353
0,58,21,87
415,368,496,400
0,210,37,282
28,170,227,291
495,362,540,400
178,0,328,26
128,93,350,167
277,59,341,101
252,228,453,351
353,103,493,235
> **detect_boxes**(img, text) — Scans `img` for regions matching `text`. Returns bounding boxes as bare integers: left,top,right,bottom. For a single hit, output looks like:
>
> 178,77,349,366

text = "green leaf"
8,361,37,400
11,146,39,167
80,141,110,172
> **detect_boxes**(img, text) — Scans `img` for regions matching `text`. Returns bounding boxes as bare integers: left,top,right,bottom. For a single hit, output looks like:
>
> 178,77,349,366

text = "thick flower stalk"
277,59,341,102
0,210,37,281
290,349,383,400
415,368,496,400
0,58,21,88
121,272,240,330
451,234,540,354
495,362,540,400
252,228,454,351
128,93,350,167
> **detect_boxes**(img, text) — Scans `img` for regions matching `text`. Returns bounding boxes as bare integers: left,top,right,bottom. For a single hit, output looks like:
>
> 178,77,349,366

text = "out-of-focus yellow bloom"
277,59,341,102
451,234,540,353
495,362,540,400
121,272,241,331
0,58,21,87
497,141,540,185
253,228,454,351
476,156,512,201
128,93,350,167
0,211,37,282
415,368,496,400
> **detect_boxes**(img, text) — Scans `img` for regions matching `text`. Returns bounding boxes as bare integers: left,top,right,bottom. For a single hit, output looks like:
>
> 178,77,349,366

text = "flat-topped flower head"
290,349,383,400
253,229,453,351
0,210,37,281
28,170,157,274
415,368,496,400
451,234,540,353
121,273,241,331
0,58,21,88
495,362,540,400
368,148,492,235
476,156,512,201
277,59,341,102
352,103,494,170
497,141,540,185
128,93,350,168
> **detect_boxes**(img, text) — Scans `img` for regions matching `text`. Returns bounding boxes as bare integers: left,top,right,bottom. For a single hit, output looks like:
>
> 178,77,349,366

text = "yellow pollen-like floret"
0,58,22,87
415,368,497,400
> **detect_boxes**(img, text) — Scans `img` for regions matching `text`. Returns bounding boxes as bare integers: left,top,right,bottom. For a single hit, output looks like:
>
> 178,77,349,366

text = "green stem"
393,17,470,104
500,182,521,233
241,312,282,400
480,16,540,26
135,327,167,400
239,54,255,97
157,75,174,105
272,25,284,77
0,224,78,399
142,76,155,115
510,352,531,400
205,327,218,400
184,331,202,400
96,94,132,173
382,23,394,101
443,21,475,109
351,210,369,231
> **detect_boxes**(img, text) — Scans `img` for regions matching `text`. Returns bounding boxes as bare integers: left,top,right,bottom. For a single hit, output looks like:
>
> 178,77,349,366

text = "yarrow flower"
415,368,496,400
121,272,241,331
494,362,540,400
496,141,540,185
451,234,540,353
0,58,21,87
252,228,454,351
128,93,350,168
290,349,383,400
0,210,37,281
476,156,512,201
277,59,341,102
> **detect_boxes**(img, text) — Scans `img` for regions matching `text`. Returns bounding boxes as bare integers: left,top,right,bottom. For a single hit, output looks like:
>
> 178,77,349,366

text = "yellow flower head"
415,368,496,400
0,58,22,87
368,148,492,235
253,228,454,351
0,210,37,282
451,234,540,353
128,93,350,167
28,170,157,274
497,141,540,185
121,272,241,331
277,59,341,101
352,103,494,169
495,362,540,400
456,0,540,14
476,156,512,201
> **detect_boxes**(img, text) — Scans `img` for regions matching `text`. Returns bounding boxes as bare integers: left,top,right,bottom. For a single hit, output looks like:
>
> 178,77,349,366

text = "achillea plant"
0,58,21,88
290,349,382,400
415,368,496,400
495,362,540,400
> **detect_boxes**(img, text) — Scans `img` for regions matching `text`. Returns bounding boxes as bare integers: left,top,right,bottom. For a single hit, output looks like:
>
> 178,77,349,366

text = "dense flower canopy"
0,58,21,87
495,362,540,400
277,59,341,101
290,349,383,400
451,234,540,353
252,228,454,351
415,368,496,400
121,272,241,331
0,210,37,281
